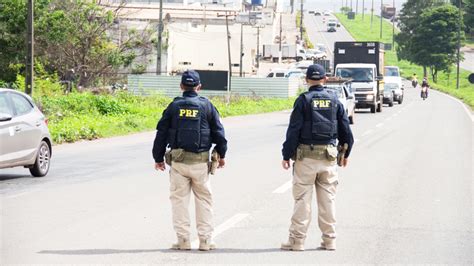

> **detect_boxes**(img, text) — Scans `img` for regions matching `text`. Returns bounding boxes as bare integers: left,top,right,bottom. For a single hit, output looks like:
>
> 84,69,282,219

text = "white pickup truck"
384,66,404,104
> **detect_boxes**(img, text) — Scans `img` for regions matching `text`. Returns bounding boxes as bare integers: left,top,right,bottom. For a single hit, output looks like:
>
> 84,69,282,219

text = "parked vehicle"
384,66,404,104
0,89,52,177
383,84,395,107
305,49,327,60
266,69,287,78
334,42,385,113
314,11,322,16
325,77,355,124
262,44,307,62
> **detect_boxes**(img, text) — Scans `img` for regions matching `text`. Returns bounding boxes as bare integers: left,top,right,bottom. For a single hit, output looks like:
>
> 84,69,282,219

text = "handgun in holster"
209,149,220,175
337,143,348,167
164,149,172,166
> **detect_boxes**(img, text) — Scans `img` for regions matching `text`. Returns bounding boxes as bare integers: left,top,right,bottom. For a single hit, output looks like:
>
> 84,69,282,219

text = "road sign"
469,73,474,84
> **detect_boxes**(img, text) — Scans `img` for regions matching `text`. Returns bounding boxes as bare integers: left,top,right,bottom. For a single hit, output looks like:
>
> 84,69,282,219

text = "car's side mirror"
0,113,13,122
337,24,341,27
376,75,384,81
347,95,354,100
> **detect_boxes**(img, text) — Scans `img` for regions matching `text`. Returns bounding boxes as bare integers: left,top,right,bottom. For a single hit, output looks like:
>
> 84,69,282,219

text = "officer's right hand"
155,162,166,171
282,160,291,170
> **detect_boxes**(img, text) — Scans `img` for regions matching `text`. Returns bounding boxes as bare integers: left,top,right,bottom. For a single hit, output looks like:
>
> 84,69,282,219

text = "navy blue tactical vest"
167,96,212,152
300,88,338,143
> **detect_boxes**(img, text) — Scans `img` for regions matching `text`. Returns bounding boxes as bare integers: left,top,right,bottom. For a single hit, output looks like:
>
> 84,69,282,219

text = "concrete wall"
127,75,300,98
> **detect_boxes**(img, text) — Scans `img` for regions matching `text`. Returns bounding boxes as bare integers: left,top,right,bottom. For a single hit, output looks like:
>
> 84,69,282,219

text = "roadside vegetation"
296,11,314,49
28,82,295,144
335,4,474,109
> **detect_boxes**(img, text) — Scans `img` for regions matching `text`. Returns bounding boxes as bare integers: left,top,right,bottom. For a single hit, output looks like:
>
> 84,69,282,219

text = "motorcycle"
421,86,428,100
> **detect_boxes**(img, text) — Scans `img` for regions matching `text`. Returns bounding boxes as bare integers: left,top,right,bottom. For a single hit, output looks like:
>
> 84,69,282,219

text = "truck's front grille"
355,87,373,92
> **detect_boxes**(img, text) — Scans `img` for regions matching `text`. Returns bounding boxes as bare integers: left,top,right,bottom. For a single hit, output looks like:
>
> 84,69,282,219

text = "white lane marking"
386,117,392,121
431,90,474,122
393,113,398,117
191,213,250,248
376,123,384,128
361,129,374,137
272,180,292,194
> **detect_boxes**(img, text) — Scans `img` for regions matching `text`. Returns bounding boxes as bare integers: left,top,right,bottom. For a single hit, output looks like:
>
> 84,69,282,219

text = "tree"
452,0,474,36
0,0,50,82
0,0,155,87
35,0,154,87
410,5,464,82
395,0,446,72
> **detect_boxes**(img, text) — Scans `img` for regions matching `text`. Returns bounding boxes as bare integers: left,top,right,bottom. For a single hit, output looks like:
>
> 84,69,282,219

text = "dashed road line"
191,213,250,248
272,180,292,194
376,123,384,128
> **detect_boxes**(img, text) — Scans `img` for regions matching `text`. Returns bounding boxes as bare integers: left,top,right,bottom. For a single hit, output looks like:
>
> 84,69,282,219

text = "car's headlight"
366,94,374,100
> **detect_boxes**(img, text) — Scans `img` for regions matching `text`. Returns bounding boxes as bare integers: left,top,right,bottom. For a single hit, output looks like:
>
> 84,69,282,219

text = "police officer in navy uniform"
281,64,354,251
153,70,227,251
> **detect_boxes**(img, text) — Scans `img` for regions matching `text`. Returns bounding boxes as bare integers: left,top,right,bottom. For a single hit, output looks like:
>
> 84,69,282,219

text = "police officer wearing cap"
280,64,354,251
153,70,227,251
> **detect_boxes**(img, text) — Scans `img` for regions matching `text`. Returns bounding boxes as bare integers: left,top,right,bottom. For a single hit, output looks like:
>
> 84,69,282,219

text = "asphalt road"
1,79,473,264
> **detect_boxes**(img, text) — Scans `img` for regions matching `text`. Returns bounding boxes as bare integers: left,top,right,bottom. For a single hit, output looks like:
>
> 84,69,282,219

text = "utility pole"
156,0,163,75
256,26,261,69
300,0,303,42
362,0,365,20
456,0,462,89
392,0,395,48
356,0,358,15
217,11,236,104
380,0,383,39
279,12,283,64
371,0,374,29
240,24,244,77
25,0,34,95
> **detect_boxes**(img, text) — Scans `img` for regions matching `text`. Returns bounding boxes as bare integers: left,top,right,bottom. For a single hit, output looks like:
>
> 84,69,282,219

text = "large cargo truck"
381,5,396,19
333,42,385,113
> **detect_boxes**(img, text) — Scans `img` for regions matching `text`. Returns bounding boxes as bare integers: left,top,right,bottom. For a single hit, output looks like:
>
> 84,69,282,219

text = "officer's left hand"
282,160,291,170
155,162,166,171
218,158,225,168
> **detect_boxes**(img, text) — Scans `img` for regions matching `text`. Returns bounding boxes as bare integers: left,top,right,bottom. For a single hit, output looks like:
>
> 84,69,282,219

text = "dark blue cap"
181,70,201,87
306,64,326,80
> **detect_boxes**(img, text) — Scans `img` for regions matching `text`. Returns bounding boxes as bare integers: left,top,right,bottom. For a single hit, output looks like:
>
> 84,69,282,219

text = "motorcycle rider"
421,77,429,99
411,73,418,88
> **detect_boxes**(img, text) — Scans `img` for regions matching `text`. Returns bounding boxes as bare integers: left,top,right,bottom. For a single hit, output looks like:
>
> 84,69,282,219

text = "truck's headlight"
366,94,374,101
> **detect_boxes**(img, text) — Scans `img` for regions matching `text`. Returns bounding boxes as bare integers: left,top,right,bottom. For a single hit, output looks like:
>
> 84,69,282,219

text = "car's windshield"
336,68,374,82
328,23,336,27
385,67,399,77
325,85,343,98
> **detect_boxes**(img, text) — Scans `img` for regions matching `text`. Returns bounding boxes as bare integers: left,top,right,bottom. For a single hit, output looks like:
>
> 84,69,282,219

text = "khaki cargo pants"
169,161,213,240
289,157,338,246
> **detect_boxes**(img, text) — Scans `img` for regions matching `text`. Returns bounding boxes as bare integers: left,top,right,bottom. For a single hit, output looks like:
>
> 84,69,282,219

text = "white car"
325,79,355,124
266,69,287,78
384,66,404,104
306,49,327,60
0,89,52,177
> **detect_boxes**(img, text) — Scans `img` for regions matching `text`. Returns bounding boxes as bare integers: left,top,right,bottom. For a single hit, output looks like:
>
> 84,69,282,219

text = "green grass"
296,11,314,49
35,91,296,144
335,13,474,109
465,37,474,48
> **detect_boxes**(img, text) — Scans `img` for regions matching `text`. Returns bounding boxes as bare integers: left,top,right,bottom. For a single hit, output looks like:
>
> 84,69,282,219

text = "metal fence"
127,75,300,98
